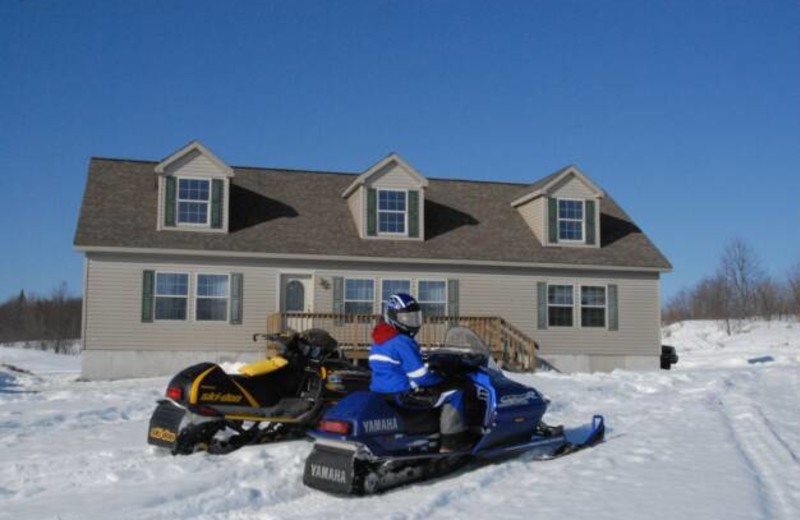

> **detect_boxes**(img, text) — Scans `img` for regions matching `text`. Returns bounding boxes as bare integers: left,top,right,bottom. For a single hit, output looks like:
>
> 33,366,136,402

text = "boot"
440,431,473,453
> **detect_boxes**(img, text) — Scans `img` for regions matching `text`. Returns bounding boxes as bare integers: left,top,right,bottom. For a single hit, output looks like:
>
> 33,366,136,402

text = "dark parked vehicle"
661,345,679,370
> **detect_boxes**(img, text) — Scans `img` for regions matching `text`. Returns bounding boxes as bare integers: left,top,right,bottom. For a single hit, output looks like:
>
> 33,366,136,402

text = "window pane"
156,273,188,296
345,301,374,315
419,302,446,317
378,211,405,233
378,190,406,211
419,281,447,302
197,298,227,321
178,201,209,224
547,285,573,305
197,275,229,297
178,179,210,201
558,200,583,220
581,286,606,306
285,280,305,312
558,220,583,240
155,297,187,320
382,280,411,300
548,306,573,327
345,279,374,301
581,307,606,327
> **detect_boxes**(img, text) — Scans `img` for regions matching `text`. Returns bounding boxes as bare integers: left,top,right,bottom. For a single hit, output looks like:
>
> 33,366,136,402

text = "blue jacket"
369,323,442,393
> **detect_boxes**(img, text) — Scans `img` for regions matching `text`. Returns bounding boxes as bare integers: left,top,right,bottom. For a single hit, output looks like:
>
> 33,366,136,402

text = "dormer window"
378,189,407,235
155,141,233,233
558,199,585,242
341,153,426,240
178,178,211,225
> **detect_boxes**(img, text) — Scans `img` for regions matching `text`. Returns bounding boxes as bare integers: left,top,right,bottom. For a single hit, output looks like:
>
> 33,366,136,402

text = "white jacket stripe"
369,354,401,365
406,364,429,379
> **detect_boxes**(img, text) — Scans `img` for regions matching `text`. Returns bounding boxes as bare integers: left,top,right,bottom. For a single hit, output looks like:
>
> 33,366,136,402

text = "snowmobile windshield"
441,326,494,364
396,310,423,328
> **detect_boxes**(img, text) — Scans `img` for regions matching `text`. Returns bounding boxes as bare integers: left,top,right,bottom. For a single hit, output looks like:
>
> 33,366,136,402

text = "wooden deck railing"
265,312,537,372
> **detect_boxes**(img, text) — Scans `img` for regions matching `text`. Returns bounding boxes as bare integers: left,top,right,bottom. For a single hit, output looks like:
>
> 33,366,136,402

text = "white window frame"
376,188,409,236
344,278,376,315
557,198,586,243
154,271,190,322
547,283,575,328
176,176,212,227
194,273,230,322
579,285,608,329
417,279,448,317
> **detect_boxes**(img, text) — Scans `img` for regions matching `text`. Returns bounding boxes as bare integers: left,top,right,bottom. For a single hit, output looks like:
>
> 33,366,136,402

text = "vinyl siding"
550,173,597,199
84,253,276,352
84,253,661,358
368,161,421,190
162,150,229,178
346,185,364,237
516,197,546,245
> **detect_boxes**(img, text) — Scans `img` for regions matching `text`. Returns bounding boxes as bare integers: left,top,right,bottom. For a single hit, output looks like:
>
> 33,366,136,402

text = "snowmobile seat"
239,357,289,377
231,366,304,407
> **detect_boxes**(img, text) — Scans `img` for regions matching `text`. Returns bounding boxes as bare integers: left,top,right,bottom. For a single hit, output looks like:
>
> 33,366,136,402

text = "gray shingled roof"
74,158,672,270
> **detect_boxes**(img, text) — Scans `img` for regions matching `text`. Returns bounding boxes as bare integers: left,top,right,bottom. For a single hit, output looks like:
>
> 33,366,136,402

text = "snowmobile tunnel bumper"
147,401,185,450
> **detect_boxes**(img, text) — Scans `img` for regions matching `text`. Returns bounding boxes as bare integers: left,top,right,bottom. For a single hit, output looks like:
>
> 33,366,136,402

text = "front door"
280,274,314,332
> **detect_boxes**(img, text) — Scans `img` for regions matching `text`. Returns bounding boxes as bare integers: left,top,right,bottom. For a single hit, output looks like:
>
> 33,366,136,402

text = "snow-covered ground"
1,320,799,520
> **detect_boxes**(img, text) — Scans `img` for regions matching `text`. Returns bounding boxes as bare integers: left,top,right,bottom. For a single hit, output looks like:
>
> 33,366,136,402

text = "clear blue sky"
1,1,799,303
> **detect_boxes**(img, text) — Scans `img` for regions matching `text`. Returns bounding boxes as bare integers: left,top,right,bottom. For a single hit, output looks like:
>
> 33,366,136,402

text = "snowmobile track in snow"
714,372,800,520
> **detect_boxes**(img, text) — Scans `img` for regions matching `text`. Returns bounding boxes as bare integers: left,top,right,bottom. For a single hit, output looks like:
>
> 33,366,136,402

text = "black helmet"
384,293,423,337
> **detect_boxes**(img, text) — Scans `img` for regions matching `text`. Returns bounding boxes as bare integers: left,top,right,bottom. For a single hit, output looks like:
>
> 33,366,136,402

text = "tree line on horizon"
663,238,800,332
0,283,82,353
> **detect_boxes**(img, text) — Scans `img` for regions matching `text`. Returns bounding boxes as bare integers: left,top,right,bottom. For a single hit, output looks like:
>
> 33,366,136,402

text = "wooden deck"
265,312,537,372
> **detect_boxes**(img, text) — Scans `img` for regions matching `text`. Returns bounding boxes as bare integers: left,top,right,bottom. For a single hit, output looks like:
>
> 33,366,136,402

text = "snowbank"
1,321,799,519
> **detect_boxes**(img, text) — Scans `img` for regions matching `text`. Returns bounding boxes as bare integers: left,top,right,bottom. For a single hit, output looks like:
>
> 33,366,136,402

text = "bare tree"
718,238,764,331
0,284,82,351
789,263,800,318
755,276,785,322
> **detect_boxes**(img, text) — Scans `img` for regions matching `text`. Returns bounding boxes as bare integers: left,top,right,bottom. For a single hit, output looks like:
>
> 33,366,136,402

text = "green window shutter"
230,273,244,324
585,199,596,245
333,277,344,314
537,282,548,330
447,279,459,317
164,177,176,227
408,190,420,238
548,198,558,244
608,284,619,331
366,189,377,236
211,179,223,229
142,270,155,322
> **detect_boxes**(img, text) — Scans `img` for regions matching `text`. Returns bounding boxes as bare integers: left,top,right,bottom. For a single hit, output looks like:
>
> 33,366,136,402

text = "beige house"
74,141,671,379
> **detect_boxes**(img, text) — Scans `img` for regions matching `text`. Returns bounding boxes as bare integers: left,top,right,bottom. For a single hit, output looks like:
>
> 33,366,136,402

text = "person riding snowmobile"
368,293,471,452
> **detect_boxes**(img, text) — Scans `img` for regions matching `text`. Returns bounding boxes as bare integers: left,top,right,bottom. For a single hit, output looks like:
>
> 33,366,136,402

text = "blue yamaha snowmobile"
303,327,605,495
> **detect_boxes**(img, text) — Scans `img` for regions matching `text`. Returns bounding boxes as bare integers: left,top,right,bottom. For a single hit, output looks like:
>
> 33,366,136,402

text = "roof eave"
74,244,672,273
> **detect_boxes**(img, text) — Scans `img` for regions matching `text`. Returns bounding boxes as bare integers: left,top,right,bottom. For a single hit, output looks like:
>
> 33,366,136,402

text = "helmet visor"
395,309,423,328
